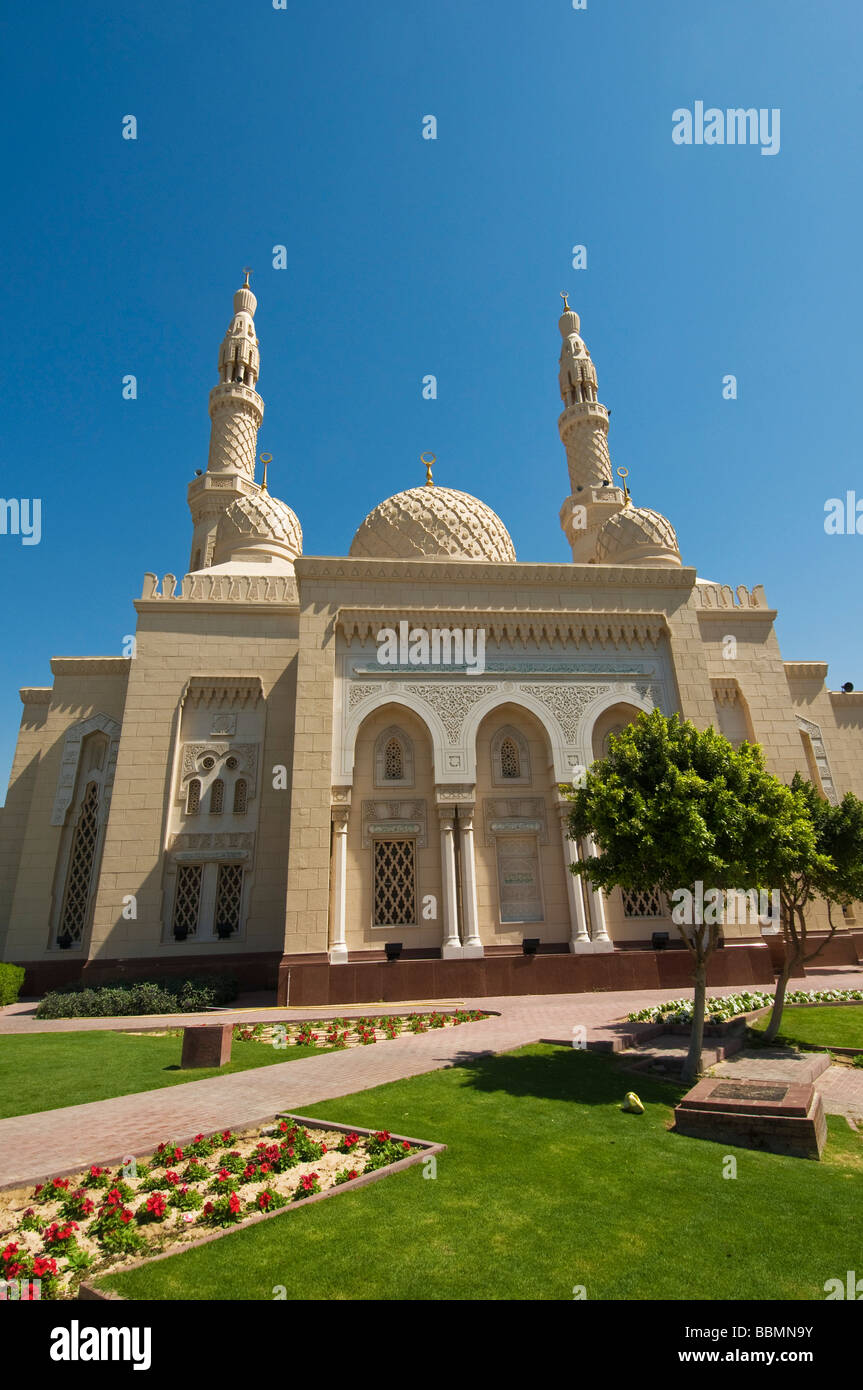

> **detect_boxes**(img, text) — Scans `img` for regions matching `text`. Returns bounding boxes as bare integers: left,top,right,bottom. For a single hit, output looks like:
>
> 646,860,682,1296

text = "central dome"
350,485,516,562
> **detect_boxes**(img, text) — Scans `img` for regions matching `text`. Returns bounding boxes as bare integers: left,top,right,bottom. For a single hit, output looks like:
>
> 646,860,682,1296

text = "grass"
97,1045,863,1301
0,1031,333,1118
750,1004,863,1052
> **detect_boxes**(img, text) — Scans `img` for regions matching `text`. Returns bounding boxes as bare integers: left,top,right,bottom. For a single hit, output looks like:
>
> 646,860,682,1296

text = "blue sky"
1,0,861,792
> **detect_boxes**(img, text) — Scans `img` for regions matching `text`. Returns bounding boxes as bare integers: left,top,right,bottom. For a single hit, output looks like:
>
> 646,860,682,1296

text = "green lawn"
98,1045,863,1301
750,1004,863,1052
0,1031,331,1118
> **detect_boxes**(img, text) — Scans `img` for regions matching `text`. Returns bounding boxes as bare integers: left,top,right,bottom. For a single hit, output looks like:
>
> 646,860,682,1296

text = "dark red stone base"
674,1076,827,1159
181,1023,233,1068
17,951,284,998
277,943,776,1007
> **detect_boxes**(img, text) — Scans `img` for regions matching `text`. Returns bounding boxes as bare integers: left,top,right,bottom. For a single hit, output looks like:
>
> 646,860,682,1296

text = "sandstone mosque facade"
1,277,861,1001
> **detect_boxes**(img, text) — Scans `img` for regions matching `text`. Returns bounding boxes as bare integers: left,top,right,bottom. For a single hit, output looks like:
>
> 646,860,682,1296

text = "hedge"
0,962,26,1006
35,974,238,1020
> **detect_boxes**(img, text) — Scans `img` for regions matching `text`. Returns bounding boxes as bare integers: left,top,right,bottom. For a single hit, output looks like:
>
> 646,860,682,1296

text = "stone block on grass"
181,1023,233,1069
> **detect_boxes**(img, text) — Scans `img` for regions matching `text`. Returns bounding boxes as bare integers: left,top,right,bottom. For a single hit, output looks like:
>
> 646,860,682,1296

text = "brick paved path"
1,971,861,1188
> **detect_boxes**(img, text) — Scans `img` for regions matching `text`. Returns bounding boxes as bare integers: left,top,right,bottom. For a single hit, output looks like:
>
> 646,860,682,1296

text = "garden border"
73,1112,445,1301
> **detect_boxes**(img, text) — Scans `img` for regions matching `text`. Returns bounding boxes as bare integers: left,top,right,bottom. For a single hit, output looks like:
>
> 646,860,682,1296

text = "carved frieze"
361,798,428,849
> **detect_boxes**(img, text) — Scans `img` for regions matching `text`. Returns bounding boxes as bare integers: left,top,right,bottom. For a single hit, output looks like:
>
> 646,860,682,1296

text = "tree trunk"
681,959,708,1084
762,959,794,1043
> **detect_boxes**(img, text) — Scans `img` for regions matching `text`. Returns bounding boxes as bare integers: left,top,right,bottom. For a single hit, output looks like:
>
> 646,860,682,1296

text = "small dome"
593,505,682,567
213,489,302,565
350,485,516,562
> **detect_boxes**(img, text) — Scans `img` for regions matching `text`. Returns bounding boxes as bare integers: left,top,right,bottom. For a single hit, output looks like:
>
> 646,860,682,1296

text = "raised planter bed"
0,1113,445,1300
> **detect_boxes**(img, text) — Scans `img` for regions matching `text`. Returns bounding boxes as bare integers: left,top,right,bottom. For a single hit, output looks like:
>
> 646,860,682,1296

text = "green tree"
761,775,863,1042
565,710,815,1083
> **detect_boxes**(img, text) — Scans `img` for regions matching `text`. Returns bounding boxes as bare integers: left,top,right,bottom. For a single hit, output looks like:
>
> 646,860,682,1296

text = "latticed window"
383,738,403,780
499,737,521,779
622,886,664,918
57,782,100,945
173,864,202,936
233,778,247,814
215,864,244,936
373,839,416,926
186,779,201,815
210,778,224,814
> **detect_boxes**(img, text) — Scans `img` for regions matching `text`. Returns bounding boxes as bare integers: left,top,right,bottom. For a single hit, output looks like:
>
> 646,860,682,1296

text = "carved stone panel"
361,799,428,849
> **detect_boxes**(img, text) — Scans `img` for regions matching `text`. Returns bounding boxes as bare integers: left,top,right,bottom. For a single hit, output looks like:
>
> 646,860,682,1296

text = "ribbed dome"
213,489,302,565
593,505,681,567
350,485,516,562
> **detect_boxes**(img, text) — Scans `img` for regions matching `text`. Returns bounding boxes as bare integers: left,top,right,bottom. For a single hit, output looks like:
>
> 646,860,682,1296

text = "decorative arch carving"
51,712,122,826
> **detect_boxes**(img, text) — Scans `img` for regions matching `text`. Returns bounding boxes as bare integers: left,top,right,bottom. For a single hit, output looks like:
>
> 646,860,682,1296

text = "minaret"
187,271,265,571
556,295,625,562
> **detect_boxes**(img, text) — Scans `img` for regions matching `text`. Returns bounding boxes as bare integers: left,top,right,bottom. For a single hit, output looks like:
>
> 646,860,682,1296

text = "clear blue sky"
1,0,861,793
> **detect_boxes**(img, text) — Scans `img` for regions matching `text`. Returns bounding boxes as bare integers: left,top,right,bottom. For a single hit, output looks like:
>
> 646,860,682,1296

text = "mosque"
1,275,860,1002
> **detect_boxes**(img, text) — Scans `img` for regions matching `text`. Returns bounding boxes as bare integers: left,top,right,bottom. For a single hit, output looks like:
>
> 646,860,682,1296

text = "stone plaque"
496,834,543,924
712,1082,789,1103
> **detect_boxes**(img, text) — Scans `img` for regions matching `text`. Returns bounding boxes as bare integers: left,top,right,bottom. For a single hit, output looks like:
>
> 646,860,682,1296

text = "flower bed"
0,1115,440,1300
626,988,863,1026
231,1008,487,1049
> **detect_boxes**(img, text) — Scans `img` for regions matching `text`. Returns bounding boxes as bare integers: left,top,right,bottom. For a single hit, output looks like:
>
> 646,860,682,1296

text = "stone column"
557,807,591,952
439,810,462,958
328,807,349,964
458,807,483,958
583,833,613,951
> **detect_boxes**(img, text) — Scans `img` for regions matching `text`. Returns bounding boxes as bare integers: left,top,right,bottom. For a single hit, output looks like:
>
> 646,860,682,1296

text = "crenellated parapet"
138,571,298,607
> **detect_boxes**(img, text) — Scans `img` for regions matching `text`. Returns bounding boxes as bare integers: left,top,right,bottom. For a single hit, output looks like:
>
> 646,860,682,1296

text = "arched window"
233,778,248,814
57,782,101,947
210,778,224,814
383,737,403,780
374,726,414,787
499,737,521,779
186,779,201,815
491,727,530,785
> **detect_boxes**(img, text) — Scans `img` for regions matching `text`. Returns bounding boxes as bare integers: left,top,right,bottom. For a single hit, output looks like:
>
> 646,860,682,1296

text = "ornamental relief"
180,742,259,783
403,683,499,743
169,831,256,853
483,796,549,847
361,798,428,849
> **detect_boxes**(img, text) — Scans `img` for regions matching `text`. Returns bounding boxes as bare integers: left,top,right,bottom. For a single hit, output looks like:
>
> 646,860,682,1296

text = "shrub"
34,973,238,1019
0,962,25,1006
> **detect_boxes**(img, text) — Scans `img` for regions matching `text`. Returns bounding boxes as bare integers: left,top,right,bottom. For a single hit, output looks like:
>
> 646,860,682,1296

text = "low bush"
35,974,238,1019
0,962,26,1006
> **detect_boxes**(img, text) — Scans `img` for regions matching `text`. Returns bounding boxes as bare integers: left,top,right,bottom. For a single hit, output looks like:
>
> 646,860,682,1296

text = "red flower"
193,1133,204,1143
374,1131,391,1143
300,1172,319,1191
278,1120,288,1133
89,1165,105,1177
243,1164,257,1180
321,1144,327,1154
164,1170,180,1186
402,1141,411,1150
33,1184,44,1196
228,1192,241,1214
221,1130,232,1143
260,1162,271,1175
258,1191,272,1209
5,1261,24,1278
145,1193,167,1218
203,1202,214,1215
1,1242,18,1262
173,1147,184,1161
217,1167,231,1183
119,1209,134,1225
33,1256,57,1278
348,1170,358,1181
